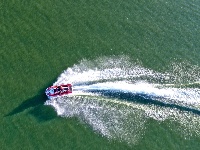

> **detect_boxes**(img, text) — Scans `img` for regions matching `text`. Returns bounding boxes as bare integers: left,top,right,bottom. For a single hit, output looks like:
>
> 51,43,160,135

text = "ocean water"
1,0,200,150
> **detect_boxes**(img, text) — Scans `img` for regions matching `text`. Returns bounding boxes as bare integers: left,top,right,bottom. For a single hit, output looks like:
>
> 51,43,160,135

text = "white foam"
46,56,200,144
73,81,200,110
53,56,166,86
45,96,147,144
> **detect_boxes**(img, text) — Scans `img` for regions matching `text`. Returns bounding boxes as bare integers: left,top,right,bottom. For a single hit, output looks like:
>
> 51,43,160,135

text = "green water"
0,0,200,149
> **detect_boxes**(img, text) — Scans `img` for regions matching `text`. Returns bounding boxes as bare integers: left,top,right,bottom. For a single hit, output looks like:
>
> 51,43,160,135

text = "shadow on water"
88,89,200,115
28,104,57,122
5,83,57,122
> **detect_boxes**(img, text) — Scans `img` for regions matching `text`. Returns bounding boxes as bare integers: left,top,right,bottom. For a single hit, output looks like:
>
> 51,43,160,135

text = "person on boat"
57,86,63,94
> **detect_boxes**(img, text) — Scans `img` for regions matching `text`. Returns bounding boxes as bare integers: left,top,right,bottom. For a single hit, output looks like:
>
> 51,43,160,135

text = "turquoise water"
1,0,200,149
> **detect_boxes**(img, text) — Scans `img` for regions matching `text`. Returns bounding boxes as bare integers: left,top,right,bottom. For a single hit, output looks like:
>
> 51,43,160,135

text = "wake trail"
72,81,200,111
45,56,200,144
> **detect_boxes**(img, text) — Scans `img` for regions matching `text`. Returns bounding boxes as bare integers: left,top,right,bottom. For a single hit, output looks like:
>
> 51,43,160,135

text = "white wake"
45,56,200,144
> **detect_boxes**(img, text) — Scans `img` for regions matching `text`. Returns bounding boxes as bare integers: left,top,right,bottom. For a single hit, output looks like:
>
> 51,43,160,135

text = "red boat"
45,84,72,99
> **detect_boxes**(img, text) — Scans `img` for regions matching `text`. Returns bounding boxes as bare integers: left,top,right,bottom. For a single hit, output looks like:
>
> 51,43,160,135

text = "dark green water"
0,0,200,149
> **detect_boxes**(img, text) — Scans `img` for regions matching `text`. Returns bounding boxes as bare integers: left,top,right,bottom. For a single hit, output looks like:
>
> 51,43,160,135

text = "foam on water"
46,96,147,144
74,81,200,108
53,56,168,85
45,56,200,144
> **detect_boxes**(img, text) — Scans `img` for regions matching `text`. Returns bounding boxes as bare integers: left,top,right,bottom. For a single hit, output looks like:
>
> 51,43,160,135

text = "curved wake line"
46,56,200,144
73,81,200,110
54,56,169,86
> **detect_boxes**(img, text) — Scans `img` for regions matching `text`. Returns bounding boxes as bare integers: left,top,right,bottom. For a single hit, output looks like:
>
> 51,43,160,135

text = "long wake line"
45,56,200,144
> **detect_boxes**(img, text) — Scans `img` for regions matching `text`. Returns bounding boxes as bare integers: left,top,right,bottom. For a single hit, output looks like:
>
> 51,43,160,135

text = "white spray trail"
45,56,200,144
54,56,168,86
74,81,200,110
